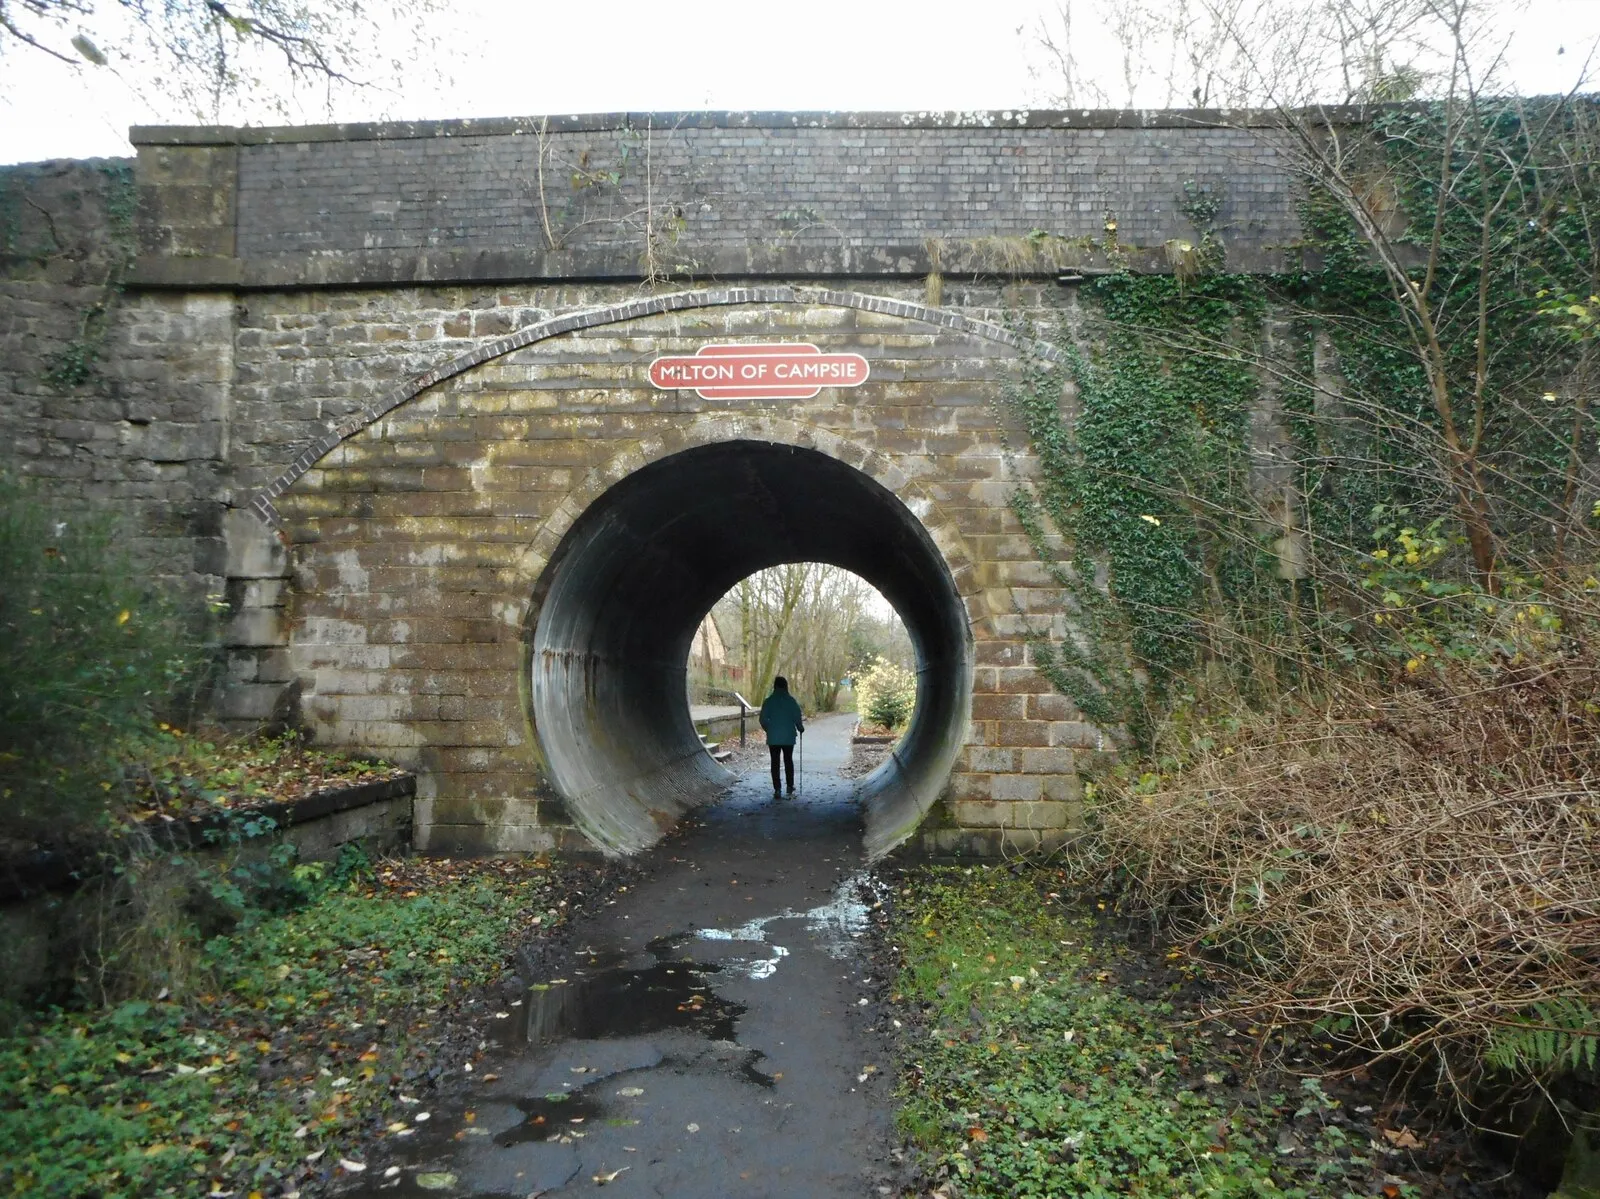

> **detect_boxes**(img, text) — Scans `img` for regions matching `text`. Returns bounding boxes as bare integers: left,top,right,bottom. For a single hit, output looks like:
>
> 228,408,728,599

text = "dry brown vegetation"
1070,654,1600,1082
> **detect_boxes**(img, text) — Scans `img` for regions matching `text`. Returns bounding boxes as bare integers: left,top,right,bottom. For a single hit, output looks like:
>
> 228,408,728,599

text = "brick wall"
227,123,1290,259
128,110,1325,288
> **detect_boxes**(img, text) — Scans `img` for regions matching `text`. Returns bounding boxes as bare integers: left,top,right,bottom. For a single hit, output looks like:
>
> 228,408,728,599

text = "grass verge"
0,856,598,1199
884,865,1522,1199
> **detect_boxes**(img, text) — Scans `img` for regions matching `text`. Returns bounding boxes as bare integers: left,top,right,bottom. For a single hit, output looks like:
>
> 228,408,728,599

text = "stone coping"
128,243,1306,291
0,774,415,902
128,105,1380,146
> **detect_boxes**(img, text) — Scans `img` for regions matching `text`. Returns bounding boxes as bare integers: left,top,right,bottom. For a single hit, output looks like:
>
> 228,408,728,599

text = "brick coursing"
223,123,1294,264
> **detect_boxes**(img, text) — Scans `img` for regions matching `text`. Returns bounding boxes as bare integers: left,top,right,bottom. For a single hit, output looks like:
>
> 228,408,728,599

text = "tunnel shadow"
526,440,972,859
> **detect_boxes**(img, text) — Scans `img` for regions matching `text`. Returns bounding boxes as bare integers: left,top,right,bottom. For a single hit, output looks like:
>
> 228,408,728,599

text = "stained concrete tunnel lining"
529,440,973,858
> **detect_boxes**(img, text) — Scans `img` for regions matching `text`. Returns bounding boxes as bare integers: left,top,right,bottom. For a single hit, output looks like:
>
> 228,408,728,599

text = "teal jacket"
758,689,805,747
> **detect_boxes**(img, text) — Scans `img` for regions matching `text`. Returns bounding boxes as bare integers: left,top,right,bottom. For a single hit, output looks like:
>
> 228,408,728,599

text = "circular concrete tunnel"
529,440,972,858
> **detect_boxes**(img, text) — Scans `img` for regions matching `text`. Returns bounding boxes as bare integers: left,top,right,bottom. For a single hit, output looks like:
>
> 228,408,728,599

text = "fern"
1485,998,1600,1075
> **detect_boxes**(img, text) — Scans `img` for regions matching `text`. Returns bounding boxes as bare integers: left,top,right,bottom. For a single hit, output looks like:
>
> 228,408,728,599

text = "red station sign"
647,343,870,400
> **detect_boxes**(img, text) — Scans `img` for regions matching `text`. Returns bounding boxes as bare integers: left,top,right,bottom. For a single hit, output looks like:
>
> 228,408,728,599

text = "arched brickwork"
265,290,1091,858
248,286,1063,530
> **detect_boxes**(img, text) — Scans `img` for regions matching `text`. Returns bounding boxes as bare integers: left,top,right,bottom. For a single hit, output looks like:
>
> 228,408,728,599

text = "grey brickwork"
226,123,1288,257
126,109,1327,289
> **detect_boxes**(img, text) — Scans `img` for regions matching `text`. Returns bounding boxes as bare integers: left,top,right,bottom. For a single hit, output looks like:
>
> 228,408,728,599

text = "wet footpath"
340,713,899,1198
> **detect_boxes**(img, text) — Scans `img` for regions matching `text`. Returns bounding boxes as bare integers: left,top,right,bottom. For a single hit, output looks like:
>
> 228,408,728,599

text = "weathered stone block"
988,774,1044,802
1041,773,1083,803
946,772,991,801
994,720,1051,747
223,508,287,578
971,693,1026,721
225,606,284,647
1009,742,1071,772
1048,722,1105,749
966,746,1015,773
1027,693,1078,721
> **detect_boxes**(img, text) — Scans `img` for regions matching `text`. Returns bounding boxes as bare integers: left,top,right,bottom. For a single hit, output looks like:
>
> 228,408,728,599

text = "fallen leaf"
415,1174,457,1191
968,1127,988,1142
686,1122,700,1133
593,1167,630,1184
1382,1127,1425,1150
338,1159,366,1172
617,1087,644,1097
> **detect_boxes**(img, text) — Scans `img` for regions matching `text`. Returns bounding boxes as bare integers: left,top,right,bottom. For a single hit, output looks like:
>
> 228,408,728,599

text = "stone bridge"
0,110,1321,857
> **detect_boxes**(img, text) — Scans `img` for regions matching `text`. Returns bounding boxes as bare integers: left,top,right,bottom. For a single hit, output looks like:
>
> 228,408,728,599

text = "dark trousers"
769,744,795,792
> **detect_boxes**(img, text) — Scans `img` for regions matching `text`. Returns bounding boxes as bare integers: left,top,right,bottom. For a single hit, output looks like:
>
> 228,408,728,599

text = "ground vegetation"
0,854,609,1199
880,865,1534,1199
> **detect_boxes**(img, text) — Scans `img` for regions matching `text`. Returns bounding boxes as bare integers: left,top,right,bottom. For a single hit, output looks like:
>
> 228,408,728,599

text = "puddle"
695,872,874,966
517,962,743,1043
495,1089,606,1146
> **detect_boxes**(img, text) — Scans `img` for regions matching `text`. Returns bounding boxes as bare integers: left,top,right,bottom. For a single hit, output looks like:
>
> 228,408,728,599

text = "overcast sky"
2,0,1599,165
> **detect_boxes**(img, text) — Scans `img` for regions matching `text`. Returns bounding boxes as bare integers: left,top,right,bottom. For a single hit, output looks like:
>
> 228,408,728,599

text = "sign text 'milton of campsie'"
647,343,870,400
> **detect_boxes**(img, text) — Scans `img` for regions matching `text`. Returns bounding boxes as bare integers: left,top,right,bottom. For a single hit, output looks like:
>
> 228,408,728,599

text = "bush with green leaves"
0,472,213,839
855,654,916,730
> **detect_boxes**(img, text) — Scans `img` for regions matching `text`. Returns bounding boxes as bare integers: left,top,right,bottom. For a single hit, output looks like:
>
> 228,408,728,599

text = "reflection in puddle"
495,1089,606,1146
519,962,743,1044
696,872,874,964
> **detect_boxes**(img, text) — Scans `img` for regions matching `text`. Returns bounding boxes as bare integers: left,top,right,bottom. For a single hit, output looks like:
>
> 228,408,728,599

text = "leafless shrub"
1074,654,1600,1084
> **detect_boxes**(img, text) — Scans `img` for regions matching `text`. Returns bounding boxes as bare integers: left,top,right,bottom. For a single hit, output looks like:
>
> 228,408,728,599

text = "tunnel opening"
528,440,972,858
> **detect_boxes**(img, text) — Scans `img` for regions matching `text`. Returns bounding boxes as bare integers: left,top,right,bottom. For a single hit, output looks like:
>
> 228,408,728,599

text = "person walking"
758,675,805,797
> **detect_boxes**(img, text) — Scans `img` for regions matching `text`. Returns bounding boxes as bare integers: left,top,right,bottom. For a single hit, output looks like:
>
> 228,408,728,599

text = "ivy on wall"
1007,269,1283,745
1005,98,1600,746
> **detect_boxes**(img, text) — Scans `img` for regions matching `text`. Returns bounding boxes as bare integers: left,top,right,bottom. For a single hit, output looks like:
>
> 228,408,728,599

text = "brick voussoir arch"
247,285,1066,530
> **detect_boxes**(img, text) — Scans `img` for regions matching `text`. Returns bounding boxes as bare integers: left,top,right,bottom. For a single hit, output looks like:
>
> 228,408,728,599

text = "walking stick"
797,728,803,798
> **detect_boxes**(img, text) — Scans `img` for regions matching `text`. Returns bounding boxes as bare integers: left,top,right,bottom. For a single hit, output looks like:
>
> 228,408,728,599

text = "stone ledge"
128,106,1379,147
910,826,1074,859
129,242,1308,291
0,774,415,902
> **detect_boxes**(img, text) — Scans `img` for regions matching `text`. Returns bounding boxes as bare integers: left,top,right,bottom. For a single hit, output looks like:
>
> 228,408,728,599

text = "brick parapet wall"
124,109,1336,289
